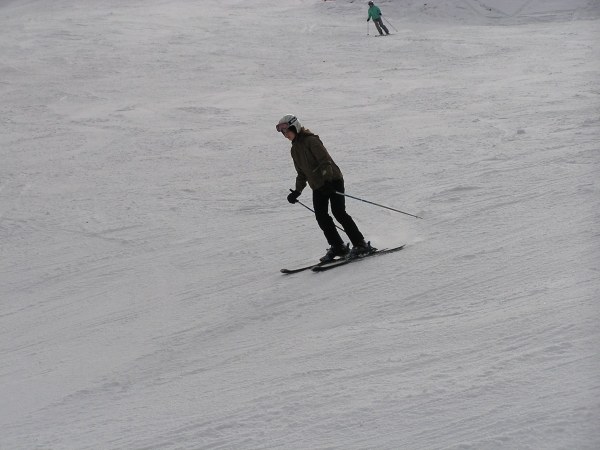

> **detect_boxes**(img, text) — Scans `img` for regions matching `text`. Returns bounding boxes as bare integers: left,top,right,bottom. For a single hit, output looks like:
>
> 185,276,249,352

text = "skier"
277,114,370,261
367,1,389,36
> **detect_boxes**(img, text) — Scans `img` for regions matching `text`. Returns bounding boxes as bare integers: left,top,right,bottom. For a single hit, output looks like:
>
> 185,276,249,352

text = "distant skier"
277,114,370,261
367,1,389,36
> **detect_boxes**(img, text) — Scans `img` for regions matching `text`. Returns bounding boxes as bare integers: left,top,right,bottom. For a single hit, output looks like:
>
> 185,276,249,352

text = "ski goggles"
276,116,297,132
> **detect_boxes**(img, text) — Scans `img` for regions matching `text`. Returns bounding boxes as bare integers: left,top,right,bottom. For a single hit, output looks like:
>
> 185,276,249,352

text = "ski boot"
320,243,350,262
350,240,374,258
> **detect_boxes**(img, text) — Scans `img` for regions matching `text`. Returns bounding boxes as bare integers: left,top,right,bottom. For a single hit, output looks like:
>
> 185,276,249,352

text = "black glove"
287,189,301,204
321,181,336,196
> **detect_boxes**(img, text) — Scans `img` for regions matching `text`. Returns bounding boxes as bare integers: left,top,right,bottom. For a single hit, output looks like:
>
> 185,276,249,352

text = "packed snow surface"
1,0,599,448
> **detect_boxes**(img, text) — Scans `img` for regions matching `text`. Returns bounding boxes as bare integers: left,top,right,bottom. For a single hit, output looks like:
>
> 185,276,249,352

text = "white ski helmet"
276,114,301,134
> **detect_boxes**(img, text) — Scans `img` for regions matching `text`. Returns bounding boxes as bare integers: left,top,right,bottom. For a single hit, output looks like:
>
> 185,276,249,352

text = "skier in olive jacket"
277,114,369,261
367,1,389,36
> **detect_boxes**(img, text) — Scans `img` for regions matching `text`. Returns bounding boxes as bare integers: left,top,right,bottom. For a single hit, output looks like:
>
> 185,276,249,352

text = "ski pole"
382,16,398,32
367,21,369,35
291,190,347,233
336,192,422,219
297,200,347,233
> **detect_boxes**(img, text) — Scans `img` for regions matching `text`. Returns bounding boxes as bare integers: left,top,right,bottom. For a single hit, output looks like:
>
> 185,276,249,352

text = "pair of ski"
281,244,405,274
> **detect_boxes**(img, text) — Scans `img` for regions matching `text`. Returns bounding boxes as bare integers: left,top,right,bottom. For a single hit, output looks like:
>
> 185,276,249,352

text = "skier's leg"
376,18,388,35
313,188,345,247
374,19,384,35
329,179,365,246
380,19,389,34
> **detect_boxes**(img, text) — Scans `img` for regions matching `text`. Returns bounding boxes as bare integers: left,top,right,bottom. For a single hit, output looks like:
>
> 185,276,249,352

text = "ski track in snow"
1,0,599,448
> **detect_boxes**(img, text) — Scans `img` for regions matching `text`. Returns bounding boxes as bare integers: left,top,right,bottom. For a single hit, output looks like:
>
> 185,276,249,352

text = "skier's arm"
294,161,308,193
308,137,334,182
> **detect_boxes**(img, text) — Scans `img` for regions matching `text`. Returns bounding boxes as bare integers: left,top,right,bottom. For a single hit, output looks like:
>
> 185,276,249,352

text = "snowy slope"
1,0,599,448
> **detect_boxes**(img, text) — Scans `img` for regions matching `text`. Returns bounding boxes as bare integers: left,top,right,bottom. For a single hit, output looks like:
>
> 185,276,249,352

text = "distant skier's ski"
311,245,406,272
280,259,344,274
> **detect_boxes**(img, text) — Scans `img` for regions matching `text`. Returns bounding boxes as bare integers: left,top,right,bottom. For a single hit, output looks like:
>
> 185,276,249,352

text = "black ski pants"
312,179,364,248
374,18,389,35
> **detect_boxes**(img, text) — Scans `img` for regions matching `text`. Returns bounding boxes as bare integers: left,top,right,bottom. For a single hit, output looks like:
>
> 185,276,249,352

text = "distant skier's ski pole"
367,21,369,35
336,192,422,219
382,16,398,32
292,192,347,232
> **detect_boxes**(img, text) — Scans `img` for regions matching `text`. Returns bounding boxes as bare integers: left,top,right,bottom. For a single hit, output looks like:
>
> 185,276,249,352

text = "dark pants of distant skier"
374,18,389,35
313,179,364,248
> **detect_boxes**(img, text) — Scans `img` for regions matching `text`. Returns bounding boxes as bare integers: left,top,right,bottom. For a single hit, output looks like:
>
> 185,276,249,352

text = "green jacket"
367,5,382,21
290,128,343,193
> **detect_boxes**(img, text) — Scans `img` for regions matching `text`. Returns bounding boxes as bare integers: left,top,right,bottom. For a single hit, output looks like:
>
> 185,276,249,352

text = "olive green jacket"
290,128,343,193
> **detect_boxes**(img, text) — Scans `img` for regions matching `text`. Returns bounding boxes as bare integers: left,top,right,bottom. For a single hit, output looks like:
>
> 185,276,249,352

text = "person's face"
282,129,295,141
